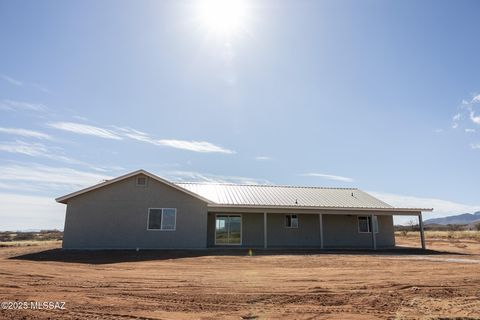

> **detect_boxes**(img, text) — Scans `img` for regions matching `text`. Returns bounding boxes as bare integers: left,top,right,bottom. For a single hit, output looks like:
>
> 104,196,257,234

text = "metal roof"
55,169,432,212
176,183,393,209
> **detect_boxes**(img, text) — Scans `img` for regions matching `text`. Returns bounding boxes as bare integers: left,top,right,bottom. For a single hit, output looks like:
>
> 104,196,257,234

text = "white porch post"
419,212,426,250
319,213,324,249
371,214,377,250
264,212,267,249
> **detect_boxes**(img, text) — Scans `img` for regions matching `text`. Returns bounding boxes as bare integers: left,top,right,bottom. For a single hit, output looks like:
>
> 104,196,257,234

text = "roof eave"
207,204,433,212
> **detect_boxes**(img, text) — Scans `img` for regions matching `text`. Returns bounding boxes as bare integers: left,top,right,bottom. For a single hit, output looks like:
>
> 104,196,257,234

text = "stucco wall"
206,212,395,248
266,213,321,247
323,214,395,248
62,174,208,249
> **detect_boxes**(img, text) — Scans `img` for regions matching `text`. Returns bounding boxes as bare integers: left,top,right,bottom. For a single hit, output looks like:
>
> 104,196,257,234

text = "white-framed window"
147,208,176,231
358,216,378,233
285,214,299,228
136,176,148,187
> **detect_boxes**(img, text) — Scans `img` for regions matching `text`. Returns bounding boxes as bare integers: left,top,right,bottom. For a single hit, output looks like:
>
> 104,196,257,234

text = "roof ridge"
174,181,358,190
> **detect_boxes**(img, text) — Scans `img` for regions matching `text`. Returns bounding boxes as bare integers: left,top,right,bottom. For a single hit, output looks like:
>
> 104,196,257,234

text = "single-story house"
56,170,432,250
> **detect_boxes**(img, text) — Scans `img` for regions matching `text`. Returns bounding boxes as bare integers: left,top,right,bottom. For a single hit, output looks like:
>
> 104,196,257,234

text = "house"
56,170,432,250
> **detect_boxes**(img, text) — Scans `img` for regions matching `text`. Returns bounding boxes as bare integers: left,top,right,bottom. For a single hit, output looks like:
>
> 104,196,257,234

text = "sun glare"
197,0,249,37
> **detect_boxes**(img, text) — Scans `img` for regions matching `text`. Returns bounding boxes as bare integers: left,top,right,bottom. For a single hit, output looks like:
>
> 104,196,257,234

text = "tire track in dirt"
1,242,479,319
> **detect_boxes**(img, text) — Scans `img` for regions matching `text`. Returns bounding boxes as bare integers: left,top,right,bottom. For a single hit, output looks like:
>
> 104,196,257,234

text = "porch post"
371,214,377,250
319,213,324,249
264,212,267,249
419,212,426,250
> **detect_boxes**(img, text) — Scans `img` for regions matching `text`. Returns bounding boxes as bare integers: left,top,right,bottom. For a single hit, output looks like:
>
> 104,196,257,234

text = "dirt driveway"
0,238,479,319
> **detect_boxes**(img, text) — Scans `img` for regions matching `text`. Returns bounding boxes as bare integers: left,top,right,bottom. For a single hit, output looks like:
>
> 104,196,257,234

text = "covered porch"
207,207,430,250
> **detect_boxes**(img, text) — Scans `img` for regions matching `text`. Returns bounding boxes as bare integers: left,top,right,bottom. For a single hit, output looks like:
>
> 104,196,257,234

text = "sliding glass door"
215,215,242,245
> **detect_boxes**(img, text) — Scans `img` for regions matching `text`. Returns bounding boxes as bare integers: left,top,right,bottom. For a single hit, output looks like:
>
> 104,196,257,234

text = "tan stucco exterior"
323,214,395,248
63,174,208,249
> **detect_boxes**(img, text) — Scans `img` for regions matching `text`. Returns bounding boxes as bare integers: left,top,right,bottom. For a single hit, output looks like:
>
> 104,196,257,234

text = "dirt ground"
0,236,479,320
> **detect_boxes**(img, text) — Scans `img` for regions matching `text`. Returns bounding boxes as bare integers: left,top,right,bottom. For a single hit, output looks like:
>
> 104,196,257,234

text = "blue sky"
1,0,480,230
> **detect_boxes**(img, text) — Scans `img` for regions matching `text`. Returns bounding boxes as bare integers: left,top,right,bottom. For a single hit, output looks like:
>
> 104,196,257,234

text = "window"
136,176,148,187
358,216,378,233
285,214,299,228
148,208,176,231
215,215,242,245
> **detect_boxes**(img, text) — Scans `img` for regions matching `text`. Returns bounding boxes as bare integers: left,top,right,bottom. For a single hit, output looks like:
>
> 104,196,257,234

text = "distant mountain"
424,211,480,225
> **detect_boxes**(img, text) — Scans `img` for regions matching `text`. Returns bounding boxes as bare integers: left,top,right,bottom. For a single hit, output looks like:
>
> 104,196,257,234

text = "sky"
1,0,480,230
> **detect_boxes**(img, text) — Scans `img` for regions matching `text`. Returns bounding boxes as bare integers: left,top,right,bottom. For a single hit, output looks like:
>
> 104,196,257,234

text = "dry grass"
395,230,480,241
0,240,62,247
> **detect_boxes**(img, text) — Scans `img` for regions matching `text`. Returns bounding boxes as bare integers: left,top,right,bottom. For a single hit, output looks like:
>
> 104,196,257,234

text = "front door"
215,215,242,245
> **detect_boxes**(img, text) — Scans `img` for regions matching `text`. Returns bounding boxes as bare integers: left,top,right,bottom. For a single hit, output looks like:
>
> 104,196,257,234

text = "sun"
196,0,249,37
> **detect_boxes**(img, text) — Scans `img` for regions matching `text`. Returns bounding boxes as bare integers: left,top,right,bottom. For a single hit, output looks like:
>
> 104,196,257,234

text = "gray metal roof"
176,183,393,209
56,169,431,212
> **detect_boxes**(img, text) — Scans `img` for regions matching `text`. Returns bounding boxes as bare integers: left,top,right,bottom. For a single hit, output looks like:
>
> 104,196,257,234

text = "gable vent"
136,176,148,187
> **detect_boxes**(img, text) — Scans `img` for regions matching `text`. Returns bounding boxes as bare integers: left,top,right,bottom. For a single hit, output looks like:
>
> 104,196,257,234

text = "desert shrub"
13,232,36,241
447,224,463,231
37,230,63,241
0,230,63,242
407,219,419,232
0,232,14,242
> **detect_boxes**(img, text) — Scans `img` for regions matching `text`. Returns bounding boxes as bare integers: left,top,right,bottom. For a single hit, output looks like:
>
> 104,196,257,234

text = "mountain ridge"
424,211,480,225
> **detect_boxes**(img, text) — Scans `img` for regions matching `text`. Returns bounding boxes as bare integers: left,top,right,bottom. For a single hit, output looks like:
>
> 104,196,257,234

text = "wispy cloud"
0,74,51,93
0,127,52,140
470,111,480,125
100,125,235,154
0,164,108,230
0,193,65,231
0,181,46,193
0,141,51,157
1,74,23,86
452,113,461,129
0,99,47,112
448,93,480,149
165,170,271,185
0,140,87,165
47,121,235,154
370,191,480,223
48,122,123,140
301,173,354,182
0,163,111,188
456,93,480,127
158,139,234,154
116,127,151,141
254,156,272,161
